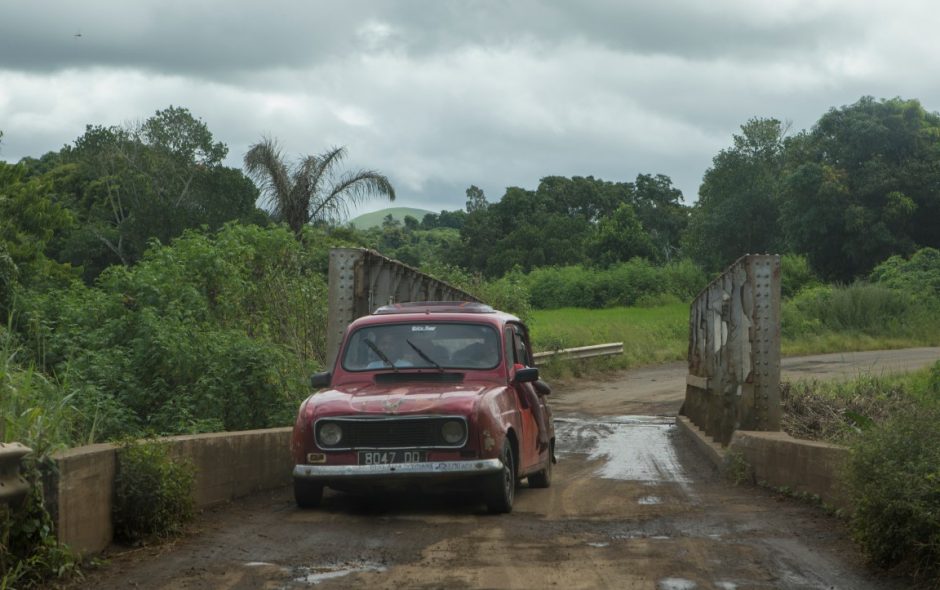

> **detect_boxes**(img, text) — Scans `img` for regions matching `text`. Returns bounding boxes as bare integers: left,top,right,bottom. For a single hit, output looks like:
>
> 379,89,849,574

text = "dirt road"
78,348,938,589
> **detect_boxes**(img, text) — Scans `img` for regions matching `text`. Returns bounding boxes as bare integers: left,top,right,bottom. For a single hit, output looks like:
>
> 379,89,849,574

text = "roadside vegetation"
783,364,940,587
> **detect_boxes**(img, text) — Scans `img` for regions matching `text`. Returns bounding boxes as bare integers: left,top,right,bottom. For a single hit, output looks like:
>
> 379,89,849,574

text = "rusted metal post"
325,248,480,367
0,442,33,506
740,255,782,431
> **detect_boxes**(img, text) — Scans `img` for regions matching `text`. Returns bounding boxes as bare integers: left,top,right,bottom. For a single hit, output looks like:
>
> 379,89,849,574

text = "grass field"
530,302,940,379
529,304,688,378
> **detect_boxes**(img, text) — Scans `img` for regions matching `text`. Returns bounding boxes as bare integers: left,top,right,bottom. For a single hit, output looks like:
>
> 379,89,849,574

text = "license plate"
358,451,427,465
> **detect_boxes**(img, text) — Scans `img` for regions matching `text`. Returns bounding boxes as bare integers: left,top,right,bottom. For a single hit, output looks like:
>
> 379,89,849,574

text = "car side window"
510,324,530,366
503,328,515,368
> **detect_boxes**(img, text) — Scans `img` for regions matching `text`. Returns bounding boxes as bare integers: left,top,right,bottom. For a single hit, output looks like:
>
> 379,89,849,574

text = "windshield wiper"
407,340,445,372
364,339,398,372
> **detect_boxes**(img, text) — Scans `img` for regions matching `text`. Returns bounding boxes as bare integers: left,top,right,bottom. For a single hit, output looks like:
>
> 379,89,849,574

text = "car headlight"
318,422,343,447
441,420,466,445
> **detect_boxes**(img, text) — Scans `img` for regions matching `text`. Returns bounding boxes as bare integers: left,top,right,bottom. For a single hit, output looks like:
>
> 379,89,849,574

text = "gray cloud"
2,0,940,217
1,1,870,77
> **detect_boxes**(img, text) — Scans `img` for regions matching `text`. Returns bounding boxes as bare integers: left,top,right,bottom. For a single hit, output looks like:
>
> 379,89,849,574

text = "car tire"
528,442,553,489
484,440,515,514
294,479,323,509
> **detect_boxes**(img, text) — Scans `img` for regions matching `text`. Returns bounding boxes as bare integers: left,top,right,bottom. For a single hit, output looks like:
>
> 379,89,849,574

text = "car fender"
474,386,520,460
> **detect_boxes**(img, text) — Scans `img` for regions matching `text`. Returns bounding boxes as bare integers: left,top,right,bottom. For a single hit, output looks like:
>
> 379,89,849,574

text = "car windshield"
343,322,501,371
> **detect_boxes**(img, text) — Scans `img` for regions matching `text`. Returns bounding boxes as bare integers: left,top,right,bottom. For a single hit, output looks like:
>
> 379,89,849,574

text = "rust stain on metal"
482,430,496,452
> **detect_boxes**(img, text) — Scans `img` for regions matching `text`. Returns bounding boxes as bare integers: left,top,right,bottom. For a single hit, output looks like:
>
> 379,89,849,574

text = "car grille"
316,416,466,449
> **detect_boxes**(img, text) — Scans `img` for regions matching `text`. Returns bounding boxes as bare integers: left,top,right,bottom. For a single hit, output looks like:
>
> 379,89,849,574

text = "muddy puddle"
554,415,690,484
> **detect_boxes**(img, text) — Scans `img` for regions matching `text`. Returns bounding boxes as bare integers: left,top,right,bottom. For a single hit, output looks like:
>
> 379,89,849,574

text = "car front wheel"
484,440,515,514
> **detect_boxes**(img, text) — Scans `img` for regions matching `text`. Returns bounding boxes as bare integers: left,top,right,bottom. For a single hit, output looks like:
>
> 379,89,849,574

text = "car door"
505,323,541,472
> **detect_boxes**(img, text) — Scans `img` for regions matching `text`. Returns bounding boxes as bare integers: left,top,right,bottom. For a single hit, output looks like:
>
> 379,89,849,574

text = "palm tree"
243,138,395,236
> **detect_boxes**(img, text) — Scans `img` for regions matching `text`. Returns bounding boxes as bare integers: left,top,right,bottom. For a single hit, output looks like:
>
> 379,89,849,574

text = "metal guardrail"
0,442,33,506
533,342,623,363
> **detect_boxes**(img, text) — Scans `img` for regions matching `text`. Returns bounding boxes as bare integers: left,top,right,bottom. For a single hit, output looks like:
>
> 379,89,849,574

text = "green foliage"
465,184,487,213
871,247,940,300
0,242,18,314
586,203,655,267
781,282,938,341
457,175,688,276
845,395,940,585
781,365,940,583
244,139,394,237
684,118,786,270
0,161,76,292
113,440,195,544
780,97,940,281
723,450,754,486
1,330,80,587
55,106,263,277
14,224,326,442
1,478,80,588
419,263,533,323
780,253,820,298
524,258,707,309
360,221,461,269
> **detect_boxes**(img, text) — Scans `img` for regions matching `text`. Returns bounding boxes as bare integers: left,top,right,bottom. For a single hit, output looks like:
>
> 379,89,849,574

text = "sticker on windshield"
411,325,437,332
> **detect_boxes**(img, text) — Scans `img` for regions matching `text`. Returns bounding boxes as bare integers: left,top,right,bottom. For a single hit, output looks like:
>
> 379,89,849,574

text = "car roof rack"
373,301,495,315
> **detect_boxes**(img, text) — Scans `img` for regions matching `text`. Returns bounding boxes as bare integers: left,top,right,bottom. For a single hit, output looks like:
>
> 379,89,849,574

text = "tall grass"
1,324,80,589
0,325,77,451
782,283,940,354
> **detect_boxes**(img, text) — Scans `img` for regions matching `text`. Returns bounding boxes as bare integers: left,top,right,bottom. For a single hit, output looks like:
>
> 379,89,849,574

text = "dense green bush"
524,258,707,309
870,247,940,301
782,283,936,339
845,395,940,586
780,253,820,298
14,224,327,442
1,331,80,587
113,440,195,544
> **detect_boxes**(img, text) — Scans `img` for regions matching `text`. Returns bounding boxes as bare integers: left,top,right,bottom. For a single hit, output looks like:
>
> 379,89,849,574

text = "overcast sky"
2,0,939,217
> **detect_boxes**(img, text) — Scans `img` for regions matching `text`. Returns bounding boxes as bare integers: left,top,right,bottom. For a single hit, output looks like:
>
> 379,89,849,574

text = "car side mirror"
310,371,332,389
514,367,539,383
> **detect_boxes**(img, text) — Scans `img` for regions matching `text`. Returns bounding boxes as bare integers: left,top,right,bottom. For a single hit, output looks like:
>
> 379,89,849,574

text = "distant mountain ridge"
349,207,435,229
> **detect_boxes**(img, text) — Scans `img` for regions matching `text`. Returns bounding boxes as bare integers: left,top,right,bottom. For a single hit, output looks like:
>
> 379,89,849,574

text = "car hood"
309,380,503,416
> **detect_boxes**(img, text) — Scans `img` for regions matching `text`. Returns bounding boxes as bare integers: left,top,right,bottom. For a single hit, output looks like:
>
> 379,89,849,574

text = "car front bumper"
293,458,503,482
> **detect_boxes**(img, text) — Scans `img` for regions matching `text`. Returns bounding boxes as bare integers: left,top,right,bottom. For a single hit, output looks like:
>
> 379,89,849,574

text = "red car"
291,301,554,513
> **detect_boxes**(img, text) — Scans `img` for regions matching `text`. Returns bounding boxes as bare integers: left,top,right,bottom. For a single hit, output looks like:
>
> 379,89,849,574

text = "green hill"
349,207,435,229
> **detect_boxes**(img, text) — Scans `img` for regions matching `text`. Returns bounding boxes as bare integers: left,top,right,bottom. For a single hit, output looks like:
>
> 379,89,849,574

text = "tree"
56,106,262,276
243,138,395,237
465,185,488,213
779,97,940,280
683,118,788,270
456,176,636,276
586,203,655,267
632,174,688,262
